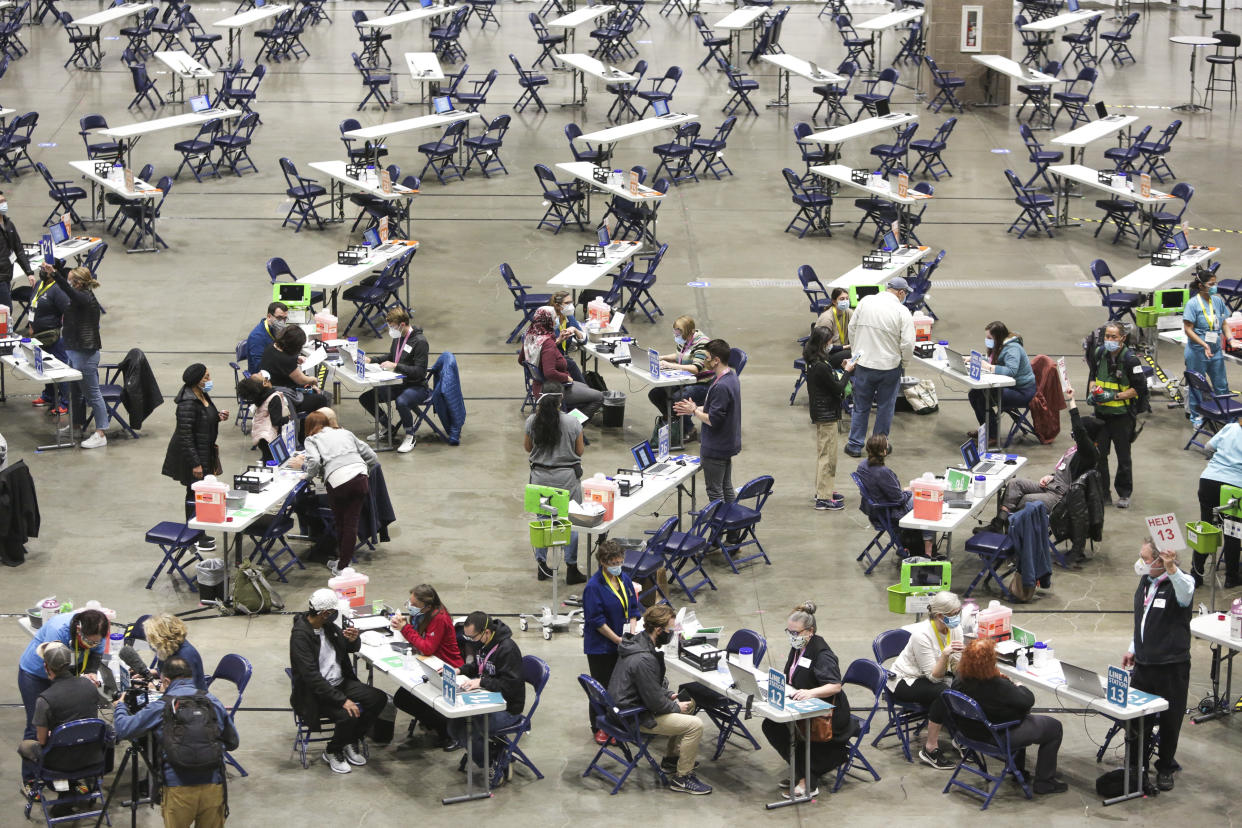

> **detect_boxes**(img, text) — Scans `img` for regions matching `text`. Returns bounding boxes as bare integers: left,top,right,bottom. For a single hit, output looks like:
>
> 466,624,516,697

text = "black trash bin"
601,391,626,427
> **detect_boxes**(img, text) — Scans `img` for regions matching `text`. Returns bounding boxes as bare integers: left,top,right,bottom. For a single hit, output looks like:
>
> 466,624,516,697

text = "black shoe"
1156,770,1175,791
844,446,862,458
441,738,462,752
566,564,587,585
1034,779,1068,795
537,561,552,581
919,747,956,770
1225,575,1242,589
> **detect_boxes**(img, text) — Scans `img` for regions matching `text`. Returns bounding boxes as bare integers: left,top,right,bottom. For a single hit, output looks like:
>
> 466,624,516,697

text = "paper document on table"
367,369,403,381
1056,357,1069,393
300,348,327,372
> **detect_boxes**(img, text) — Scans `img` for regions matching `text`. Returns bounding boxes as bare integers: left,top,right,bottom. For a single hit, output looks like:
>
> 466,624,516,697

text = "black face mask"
654,629,673,647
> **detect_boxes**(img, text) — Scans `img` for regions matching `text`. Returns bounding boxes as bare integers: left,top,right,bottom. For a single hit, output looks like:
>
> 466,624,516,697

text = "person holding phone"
888,591,962,770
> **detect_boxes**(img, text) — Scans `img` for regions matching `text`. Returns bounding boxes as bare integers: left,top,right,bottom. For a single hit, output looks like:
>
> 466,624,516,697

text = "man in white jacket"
845,276,915,457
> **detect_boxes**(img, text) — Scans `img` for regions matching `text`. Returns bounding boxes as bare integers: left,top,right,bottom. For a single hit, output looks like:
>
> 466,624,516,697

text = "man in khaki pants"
608,605,712,795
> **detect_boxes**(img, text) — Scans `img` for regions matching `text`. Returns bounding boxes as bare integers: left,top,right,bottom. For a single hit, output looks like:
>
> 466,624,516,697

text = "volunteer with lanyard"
814,287,852,356
1195,413,1242,588
648,316,712,442
17,608,110,774
244,302,289,374
581,539,641,744
887,591,962,770
1086,321,1148,510
23,265,71,414
759,601,853,800
1183,270,1230,430
550,290,587,383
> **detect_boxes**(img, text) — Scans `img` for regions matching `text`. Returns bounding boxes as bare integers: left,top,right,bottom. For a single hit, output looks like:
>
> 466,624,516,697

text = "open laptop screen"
960,438,980,469
433,95,453,114
875,98,890,117
363,227,381,247
269,435,290,465
630,440,656,471
49,222,69,245
1171,230,1189,253
597,225,610,247
189,94,211,113
881,230,898,251
652,98,670,117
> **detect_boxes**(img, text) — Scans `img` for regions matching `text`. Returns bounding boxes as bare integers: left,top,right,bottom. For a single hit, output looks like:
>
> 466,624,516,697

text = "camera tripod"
94,733,158,828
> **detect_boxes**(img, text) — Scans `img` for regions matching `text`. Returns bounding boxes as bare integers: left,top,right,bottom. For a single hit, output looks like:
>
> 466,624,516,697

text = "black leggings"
586,652,619,730
1196,477,1242,581
761,719,850,785
892,677,947,725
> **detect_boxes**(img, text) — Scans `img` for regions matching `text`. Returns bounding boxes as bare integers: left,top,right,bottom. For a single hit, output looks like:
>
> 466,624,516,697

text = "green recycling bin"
1185,521,1222,558
529,518,571,548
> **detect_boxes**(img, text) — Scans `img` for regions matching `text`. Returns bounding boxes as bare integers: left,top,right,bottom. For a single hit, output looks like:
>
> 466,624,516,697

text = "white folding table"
1047,162,1173,235
403,52,447,111
74,3,156,70
67,160,164,253
1050,115,1138,165
1112,245,1220,293
913,353,1016,427
546,5,615,53
758,54,844,109
1,345,83,451
810,163,932,242
555,161,664,239
297,240,419,316
213,5,291,63
343,111,476,164
307,160,419,237
324,358,407,451
898,456,1027,556
554,53,636,108
827,245,931,290
94,108,243,166
153,50,215,103
576,113,698,167
854,8,924,70
971,55,1057,124
713,6,767,65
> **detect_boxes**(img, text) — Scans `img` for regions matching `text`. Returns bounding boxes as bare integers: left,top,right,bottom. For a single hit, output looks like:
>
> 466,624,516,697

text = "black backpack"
161,691,224,773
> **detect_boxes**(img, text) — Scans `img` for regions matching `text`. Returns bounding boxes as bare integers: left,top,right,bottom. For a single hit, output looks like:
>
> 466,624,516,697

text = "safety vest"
1093,347,1130,412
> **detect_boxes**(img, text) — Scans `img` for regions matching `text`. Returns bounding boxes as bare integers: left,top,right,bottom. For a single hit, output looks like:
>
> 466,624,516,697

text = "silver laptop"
727,660,766,699
943,347,969,376
414,657,444,691
1060,662,1106,699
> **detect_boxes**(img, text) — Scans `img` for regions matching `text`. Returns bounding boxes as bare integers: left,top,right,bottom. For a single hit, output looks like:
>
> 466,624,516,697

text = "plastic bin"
601,391,626,428
976,601,1013,641
329,567,370,608
583,474,619,521
529,518,572,548
191,476,228,523
1134,306,1161,328
910,477,945,521
1186,521,1222,557
196,558,225,602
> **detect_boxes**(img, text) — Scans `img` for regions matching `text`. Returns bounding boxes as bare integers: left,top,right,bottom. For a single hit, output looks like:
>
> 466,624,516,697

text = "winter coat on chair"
160,386,221,486
0,460,39,566
430,351,465,445
116,348,164,430
1050,468,1105,556
1029,354,1067,445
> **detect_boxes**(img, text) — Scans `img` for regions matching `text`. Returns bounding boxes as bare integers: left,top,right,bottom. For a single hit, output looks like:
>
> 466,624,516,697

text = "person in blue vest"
244,302,288,374
1122,538,1193,793
1183,269,1229,429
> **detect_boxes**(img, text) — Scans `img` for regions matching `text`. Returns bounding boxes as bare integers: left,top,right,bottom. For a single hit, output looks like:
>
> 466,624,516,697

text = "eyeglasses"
785,628,806,637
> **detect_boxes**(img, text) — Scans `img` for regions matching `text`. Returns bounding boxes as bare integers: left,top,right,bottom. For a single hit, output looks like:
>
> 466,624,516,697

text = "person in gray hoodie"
607,605,712,795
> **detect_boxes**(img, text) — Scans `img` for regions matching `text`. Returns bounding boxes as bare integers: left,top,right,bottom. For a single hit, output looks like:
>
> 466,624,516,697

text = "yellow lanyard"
605,573,628,615
73,635,88,676
31,280,54,313
931,619,948,653
835,309,848,346
1199,296,1217,331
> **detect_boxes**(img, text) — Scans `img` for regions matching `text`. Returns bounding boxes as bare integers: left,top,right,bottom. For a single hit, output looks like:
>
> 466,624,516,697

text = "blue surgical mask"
942,614,961,629
0,202,9,214
984,337,994,349
201,380,213,393
836,300,850,312
673,333,686,348
606,565,622,576
1104,340,1121,353
1209,285,1219,296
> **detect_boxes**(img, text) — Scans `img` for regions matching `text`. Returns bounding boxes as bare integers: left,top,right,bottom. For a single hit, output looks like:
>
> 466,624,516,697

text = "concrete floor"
2,0,1241,824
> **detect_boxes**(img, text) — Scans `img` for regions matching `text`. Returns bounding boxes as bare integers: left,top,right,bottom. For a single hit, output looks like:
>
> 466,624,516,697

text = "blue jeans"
847,365,901,452
968,384,1037,436
448,710,524,769
359,384,431,434
66,348,108,432
1185,347,1228,420
18,668,53,780
535,530,579,566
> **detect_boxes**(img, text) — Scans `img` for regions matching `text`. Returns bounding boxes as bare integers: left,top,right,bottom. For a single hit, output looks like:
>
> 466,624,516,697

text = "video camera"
115,674,153,712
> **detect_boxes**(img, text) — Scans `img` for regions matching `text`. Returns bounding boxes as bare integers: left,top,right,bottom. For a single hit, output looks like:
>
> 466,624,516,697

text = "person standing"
1183,270,1230,429
0,190,35,313
162,364,228,551
804,326,854,511
358,307,430,454
1195,415,1242,588
1123,539,1193,792
23,265,70,414
674,339,740,504
581,540,641,743
1086,321,1148,509
524,381,585,583
814,287,853,357
844,276,915,458
47,264,109,449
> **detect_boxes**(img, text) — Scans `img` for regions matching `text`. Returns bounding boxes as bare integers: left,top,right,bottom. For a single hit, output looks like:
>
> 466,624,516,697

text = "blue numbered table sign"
968,349,983,381
442,663,457,705
1106,665,1129,707
356,347,367,381
767,668,785,711
648,348,660,379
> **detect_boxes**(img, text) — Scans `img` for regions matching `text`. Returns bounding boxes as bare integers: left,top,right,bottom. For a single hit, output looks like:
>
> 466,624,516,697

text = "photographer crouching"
113,657,239,828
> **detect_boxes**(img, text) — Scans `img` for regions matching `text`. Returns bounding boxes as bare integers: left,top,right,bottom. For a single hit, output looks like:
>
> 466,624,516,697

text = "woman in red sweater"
390,584,464,748
521,306,604,419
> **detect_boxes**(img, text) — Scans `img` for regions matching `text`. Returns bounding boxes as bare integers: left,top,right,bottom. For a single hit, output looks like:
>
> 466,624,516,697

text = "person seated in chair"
760,601,853,799
18,643,110,803
1000,387,1099,563
521,306,604,420
889,591,960,770
550,290,587,383
952,638,1068,795
260,325,329,415
244,301,289,373
648,315,712,442
608,604,713,795
449,612,526,780
358,307,430,455
237,373,294,462
814,287,853,358
968,321,1037,448
389,584,464,749
855,433,935,558
289,589,388,775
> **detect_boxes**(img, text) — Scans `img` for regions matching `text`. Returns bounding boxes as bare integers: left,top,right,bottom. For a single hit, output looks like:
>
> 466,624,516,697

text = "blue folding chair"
463,114,510,178
782,167,832,238
832,658,884,792
692,14,728,70
244,480,307,581
1100,12,1139,65
1139,181,1193,250
659,499,721,602
909,116,956,180
1137,119,1182,182
635,65,682,116
869,629,927,762
285,668,338,768
904,249,944,319
352,52,391,111
128,62,165,111
534,163,586,234
962,501,1048,600
1016,59,1060,124
510,53,549,112
1090,259,1142,323
206,653,252,777
35,161,87,226
691,116,736,179
940,690,1033,810
502,262,551,343
835,14,874,69
1102,124,1149,174
579,675,669,794
717,56,759,116
620,242,667,323
869,122,918,176
853,67,898,119
144,519,204,591
624,518,676,604
851,471,906,574
489,655,549,787
651,120,699,185
812,59,857,125
22,719,112,825
797,264,832,314
1018,123,1063,190
529,13,565,68
924,56,965,113
1003,168,1054,239
453,67,498,111
1184,370,1242,451
687,628,766,759
707,475,773,574
1051,66,1097,129
213,111,260,176
279,157,326,232
172,118,221,181
1001,397,1038,448
1061,15,1099,70
417,120,466,185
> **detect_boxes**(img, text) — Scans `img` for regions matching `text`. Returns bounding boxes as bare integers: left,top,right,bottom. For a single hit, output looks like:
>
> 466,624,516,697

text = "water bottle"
1230,597,1242,639
933,340,948,363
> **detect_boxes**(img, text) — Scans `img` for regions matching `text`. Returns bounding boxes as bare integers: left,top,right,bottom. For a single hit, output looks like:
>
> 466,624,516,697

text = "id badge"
1205,331,1219,345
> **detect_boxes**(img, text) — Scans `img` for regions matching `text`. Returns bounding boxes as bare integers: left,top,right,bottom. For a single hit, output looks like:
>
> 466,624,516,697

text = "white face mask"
1134,557,1152,577
388,326,401,339
561,304,574,316
836,300,849,311
0,202,9,213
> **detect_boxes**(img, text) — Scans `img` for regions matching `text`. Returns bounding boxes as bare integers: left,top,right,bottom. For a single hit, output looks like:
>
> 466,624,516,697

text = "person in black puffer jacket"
161,364,228,542
47,263,108,449
805,325,854,512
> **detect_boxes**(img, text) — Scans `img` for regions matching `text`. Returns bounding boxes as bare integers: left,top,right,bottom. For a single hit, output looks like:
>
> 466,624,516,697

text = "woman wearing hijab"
161,364,228,538
520,306,603,419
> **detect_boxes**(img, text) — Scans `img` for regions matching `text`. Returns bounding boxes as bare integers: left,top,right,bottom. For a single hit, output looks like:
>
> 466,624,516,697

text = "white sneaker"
343,742,367,766
323,751,350,774
327,560,340,577
80,432,107,449
397,434,417,454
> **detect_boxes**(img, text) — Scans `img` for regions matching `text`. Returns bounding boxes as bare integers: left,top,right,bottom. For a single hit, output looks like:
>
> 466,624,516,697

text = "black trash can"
601,391,626,428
